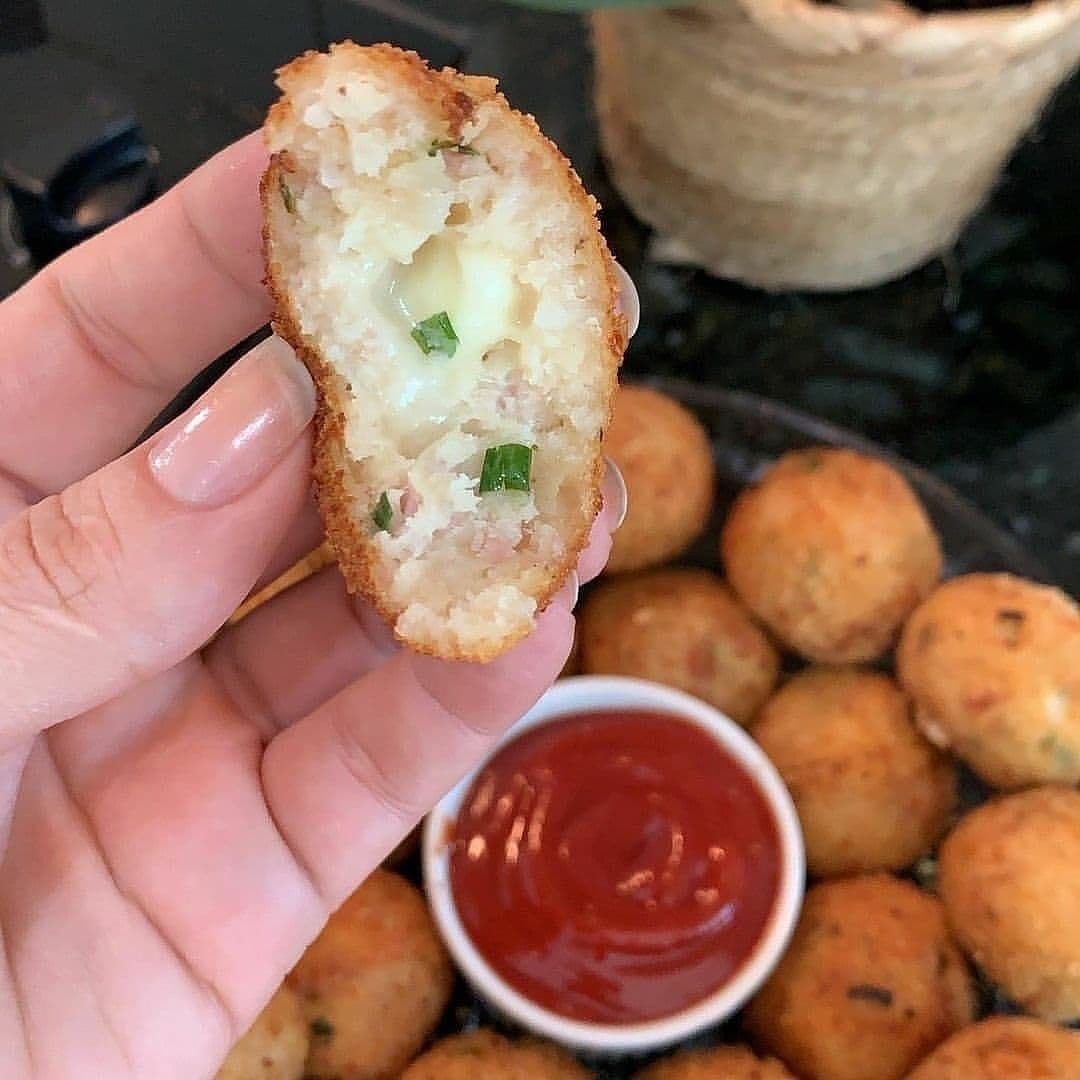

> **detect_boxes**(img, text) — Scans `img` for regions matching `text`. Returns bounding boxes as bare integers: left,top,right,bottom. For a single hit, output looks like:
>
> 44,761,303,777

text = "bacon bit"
400,486,420,517
442,150,485,180
470,522,523,563
470,528,516,563
499,393,538,424
481,535,517,562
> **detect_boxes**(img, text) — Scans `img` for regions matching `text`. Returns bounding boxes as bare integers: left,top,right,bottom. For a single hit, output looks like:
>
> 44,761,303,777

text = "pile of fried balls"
217,384,1080,1080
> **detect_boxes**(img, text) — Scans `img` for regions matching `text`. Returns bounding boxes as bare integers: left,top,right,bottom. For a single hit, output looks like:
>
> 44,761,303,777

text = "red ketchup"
449,710,781,1025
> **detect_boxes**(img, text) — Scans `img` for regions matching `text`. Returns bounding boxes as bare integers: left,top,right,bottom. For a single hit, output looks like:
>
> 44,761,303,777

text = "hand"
0,132,631,1079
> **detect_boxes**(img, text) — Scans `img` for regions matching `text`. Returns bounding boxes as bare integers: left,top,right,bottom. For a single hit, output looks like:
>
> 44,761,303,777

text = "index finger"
0,131,270,496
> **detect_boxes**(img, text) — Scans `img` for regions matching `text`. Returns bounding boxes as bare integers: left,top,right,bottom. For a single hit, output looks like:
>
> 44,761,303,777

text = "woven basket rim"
712,0,1080,60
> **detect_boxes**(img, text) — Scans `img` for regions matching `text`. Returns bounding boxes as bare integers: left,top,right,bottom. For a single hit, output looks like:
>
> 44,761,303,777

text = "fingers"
0,336,314,743
0,132,270,495
206,454,626,732
206,566,397,739
260,593,576,905
251,497,325,592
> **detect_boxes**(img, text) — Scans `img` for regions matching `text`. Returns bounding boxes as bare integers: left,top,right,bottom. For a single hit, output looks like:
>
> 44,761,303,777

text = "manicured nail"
552,570,580,613
149,335,315,508
613,262,640,338
602,456,628,532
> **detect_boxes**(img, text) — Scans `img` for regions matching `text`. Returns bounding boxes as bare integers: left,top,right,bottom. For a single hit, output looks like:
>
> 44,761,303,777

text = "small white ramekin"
422,675,805,1056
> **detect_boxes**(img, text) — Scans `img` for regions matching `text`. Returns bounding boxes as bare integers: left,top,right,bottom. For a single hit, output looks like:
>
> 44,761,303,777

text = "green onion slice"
427,138,478,156
411,311,459,357
479,444,533,494
279,175,297,214
372,491,393,531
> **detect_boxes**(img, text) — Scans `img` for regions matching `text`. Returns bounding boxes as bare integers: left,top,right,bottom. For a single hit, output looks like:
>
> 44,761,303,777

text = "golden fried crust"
287,869,453,1079
906,1016,1080,1080
752,667,955,877
215,986,308,1080
603,384,715,574
401,1029,590,1079
938,786,1080,1023
262,42,625,662
579,567,779,724
636,1044,796,1079
743,874,975,1080
896,573,1080,790
721,447,942,664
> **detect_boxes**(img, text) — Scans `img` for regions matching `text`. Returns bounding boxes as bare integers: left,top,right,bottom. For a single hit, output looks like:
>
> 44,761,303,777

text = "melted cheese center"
382,233,522,423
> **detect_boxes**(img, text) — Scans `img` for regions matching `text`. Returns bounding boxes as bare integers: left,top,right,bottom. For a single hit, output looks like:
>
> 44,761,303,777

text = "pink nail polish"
602,456,628,532
149,335,315,508
552,570,580,613
613,263,640,338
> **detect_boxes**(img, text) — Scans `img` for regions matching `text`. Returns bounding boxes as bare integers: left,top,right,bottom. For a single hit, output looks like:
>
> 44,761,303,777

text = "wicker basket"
592,0,1080,290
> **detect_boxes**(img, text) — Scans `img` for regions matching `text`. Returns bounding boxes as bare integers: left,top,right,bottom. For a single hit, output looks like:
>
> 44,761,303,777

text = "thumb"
0,335,315,741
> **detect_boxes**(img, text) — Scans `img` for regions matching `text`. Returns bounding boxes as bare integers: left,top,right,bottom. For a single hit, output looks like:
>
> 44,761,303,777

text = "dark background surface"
1,0,1078,593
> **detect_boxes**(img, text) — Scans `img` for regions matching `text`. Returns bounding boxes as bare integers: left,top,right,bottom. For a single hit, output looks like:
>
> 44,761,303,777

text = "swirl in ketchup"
449,709,782,1025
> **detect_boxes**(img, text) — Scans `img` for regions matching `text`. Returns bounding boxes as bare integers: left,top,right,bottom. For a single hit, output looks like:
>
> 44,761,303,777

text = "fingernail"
149,336,316,508
613,262,640,338
602,456,628,532
552,570,580,613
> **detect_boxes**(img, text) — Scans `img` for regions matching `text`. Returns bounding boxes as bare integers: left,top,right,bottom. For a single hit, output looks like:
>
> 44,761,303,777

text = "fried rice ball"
265,43,624,662
636,1044,796,1079
751,667,955,877
938,786,1080,1022
579,567,780,723
905,1016,1080,1079
287,869,453,1079
721,448,942,664
400,1029,590,1079
896,573,1080,790
216,986,308,1080
603,384,715,574
743,874,975,1080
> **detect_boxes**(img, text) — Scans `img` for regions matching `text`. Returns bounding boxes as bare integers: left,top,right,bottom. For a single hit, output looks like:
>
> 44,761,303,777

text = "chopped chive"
427,138,478,157
279,174,297,214
411,311,459,357
846,984,894,1007
310,1017,334,1040
1039,733,1077,769
479,443,533,494
372,491,393,531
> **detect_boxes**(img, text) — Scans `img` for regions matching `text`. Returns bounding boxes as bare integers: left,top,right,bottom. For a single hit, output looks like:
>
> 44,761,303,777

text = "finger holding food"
938,785,1080,1023
287,869,453,1079
264,42,625,661
897,573,1080,789
722,448,942,663
751,667,955,877
743,874,975,1080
